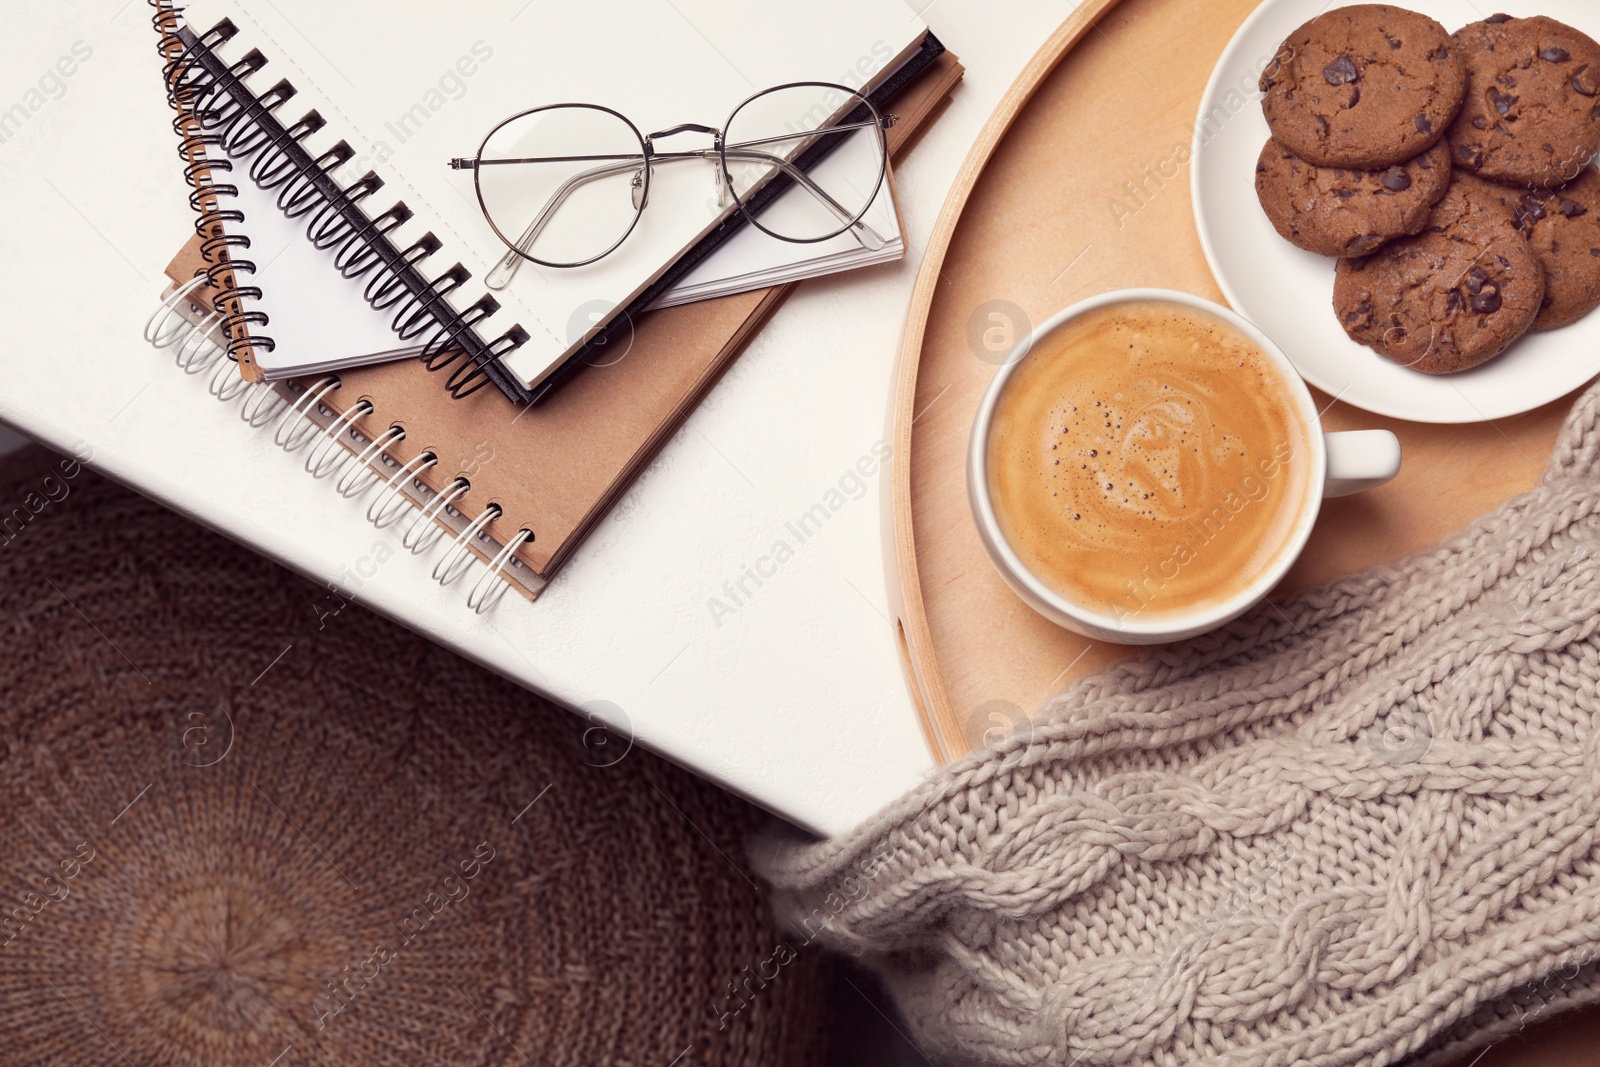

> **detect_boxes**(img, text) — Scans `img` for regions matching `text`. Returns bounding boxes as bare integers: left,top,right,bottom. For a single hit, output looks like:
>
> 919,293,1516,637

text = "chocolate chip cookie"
1507,165,1600,329
1333,175,1545,372
1260,4,1466,169
1442,168,1600,329
1255,137,1453,256
1447,15,1600,189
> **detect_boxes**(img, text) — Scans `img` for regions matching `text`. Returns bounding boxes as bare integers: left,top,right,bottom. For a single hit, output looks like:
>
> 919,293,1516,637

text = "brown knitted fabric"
0,449,831,1067
756,381,1600,1067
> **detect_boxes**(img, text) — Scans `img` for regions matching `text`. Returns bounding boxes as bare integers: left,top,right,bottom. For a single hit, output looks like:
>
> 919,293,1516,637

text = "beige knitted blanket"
756,380,1600,1067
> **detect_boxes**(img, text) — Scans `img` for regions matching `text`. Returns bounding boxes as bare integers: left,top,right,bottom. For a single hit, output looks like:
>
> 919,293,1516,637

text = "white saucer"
1192,0,1600,423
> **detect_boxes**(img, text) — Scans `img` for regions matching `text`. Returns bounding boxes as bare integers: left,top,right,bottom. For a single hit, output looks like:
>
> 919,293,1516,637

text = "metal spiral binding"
144,274,228,375
272,376,341,451
208,356,255,403
369,451,439,529
403,478,471,554
145,0,543,608
305,400,374,478
153,6,276,367
161,9,531,402
142,282,546,605
468,530,534,614
434,504,502,586
336,426,405,499
239,378,289,427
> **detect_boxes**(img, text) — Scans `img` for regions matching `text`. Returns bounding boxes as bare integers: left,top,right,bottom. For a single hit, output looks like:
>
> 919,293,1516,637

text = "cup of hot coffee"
969,289,1401,645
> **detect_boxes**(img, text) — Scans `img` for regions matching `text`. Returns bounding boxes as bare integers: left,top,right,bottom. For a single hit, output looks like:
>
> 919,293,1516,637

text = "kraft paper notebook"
150,0,964,603
171,0,938,402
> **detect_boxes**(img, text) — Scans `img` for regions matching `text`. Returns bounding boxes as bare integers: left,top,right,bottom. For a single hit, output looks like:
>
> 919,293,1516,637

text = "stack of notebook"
146,0,962,605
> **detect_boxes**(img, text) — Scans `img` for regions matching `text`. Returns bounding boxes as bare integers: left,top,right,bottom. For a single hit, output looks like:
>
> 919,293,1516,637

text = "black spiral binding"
161,15,532,403
152,1,275,368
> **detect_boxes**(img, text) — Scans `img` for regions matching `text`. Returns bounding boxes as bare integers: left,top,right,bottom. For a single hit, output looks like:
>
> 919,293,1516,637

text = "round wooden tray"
886,0,1577,763
884,5,1600,1057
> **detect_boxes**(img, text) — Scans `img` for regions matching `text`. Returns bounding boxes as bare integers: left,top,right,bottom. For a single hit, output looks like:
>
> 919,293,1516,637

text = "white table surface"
0,0,1081,838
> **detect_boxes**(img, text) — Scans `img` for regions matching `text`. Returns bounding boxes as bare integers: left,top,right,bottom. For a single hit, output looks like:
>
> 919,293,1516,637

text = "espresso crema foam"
986,300,1314,624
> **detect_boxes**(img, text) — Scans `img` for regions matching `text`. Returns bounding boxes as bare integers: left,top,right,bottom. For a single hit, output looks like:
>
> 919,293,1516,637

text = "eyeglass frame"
449,81,896,277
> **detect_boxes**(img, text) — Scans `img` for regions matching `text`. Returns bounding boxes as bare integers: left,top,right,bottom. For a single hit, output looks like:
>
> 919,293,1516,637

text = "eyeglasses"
449,81,893,288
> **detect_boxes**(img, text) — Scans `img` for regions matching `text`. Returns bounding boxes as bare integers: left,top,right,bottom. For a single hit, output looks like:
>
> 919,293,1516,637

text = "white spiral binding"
145,275,228,374
144,287,538,609
147,2,534,607
208,356,254,402
144,275,207,347
305,399,374,478
337,425,404,499
368,450,437,528
239,381,290,427
467,529,532,614
434,503,501,585
403,477,470,554
272,376,341,451
175,308,227,373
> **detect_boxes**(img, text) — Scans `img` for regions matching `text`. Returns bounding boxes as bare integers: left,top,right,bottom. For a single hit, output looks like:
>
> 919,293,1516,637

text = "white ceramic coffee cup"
969,288,1401,645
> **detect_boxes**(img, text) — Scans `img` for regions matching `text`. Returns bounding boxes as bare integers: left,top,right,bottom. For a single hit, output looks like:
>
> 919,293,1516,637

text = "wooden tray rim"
884,0,1126,763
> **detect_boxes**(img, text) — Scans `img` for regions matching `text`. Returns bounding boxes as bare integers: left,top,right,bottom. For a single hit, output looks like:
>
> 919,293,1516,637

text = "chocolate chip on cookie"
1440,168,1600,330
1507,165,1600,329
1255,137,1453,257
1332,174,1545,372
1260,4,1466,169
1447,15,1600,189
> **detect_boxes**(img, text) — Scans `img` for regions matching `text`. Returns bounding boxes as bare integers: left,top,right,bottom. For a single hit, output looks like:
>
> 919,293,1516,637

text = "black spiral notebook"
167,0,943,405
150,0,962,596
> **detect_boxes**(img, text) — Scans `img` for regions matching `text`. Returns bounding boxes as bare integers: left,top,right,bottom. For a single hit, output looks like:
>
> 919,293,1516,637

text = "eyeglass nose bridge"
643,122,721,143
640,123,730,208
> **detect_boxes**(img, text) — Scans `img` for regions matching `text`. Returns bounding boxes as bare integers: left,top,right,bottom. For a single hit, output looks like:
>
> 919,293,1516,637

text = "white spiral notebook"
177,0,930,396
193,90,906,377
148,0,962,606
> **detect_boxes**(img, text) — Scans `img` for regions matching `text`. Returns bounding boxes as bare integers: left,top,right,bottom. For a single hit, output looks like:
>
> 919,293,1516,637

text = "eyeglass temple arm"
485,157,644,290
721,146,886,251
482,140,886,290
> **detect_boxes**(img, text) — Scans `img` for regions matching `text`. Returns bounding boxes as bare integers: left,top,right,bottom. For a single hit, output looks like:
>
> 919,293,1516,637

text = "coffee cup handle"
1323,429,1401,499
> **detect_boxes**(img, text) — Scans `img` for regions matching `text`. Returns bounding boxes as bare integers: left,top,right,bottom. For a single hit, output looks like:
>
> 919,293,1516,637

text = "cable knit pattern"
754,381,1600,1067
